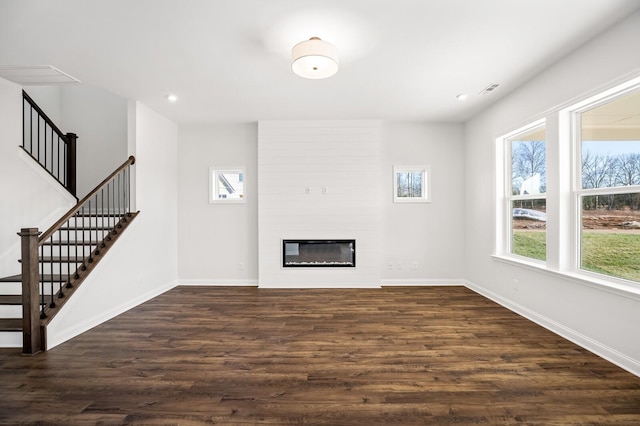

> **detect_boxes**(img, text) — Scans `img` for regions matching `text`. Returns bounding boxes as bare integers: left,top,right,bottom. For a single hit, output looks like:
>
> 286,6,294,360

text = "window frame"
570,83,640,282
493,75,640,298
209,167,246,203
393,165,431,203
498,119,547,262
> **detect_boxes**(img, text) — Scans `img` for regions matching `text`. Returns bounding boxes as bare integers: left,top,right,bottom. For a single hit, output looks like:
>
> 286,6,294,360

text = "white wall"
177,123,258,284
176,121,466,287
0,78,75,277
258,120,382,288
60,85,128,198
47,101,178,349
464,9,640,375
23,86,62,124
381,122,465,285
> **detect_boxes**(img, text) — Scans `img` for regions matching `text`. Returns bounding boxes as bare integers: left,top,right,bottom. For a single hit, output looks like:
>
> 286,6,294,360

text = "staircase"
0,91,138,353
0,159,138,353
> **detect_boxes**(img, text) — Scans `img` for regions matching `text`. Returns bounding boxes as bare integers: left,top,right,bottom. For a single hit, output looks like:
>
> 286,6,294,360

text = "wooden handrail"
38,155,135,243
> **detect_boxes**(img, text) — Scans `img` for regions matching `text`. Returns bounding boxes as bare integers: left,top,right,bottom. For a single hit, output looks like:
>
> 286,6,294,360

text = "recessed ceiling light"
166,94,178,103
456,93,468,101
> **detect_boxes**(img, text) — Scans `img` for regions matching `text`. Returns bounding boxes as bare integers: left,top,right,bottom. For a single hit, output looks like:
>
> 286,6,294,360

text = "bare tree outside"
511,140,546,195
396,171,422,198
582,150,640,210
615,153,640,186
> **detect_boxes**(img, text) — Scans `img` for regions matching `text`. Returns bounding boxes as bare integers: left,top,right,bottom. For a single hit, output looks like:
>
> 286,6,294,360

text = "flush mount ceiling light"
291,37,339,79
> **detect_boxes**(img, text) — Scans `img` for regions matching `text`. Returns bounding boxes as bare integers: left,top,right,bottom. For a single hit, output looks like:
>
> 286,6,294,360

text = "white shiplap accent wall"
258,121,381,288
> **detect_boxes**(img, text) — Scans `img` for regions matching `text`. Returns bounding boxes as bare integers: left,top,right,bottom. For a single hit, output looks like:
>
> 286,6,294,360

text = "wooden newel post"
66,132,77,197
18,228,43,354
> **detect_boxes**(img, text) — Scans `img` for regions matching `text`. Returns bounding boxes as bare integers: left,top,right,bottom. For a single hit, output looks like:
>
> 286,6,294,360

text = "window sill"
492,254,640,302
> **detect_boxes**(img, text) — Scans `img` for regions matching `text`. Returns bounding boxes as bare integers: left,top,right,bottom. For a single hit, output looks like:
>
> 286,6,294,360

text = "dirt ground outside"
513,208,640,232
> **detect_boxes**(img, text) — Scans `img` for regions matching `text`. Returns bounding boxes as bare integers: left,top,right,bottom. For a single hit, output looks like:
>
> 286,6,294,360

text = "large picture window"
575,88,640,283
496,76,640,291
502,121,547,261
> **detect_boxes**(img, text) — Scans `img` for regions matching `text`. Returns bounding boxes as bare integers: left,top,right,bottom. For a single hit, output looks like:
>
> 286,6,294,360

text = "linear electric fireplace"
283,239,355,267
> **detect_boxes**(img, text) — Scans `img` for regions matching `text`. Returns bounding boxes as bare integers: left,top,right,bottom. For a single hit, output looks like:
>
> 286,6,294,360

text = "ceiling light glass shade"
291,37,339,79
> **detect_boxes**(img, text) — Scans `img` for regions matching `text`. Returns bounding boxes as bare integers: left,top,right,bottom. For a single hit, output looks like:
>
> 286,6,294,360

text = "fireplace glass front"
283,240,355,267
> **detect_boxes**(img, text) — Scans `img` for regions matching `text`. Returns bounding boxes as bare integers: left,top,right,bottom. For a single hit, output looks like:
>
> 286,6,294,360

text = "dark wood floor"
1,286,640,425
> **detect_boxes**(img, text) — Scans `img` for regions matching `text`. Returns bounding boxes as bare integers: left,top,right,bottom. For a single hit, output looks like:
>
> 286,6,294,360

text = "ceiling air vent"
479,83,500,95
0,65,80,85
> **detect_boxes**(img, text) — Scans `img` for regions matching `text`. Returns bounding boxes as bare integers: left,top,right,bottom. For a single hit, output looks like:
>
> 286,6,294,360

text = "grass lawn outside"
582,232,640,283
512,231,546,261
512,230,640,283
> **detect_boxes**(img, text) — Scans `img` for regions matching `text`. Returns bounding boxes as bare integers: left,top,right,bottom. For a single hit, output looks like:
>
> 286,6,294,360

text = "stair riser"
0,305,21,318
53,230,112,240
11,265,82,277
36,265,82,277
0,282,22,295
0,331,22,348
67,211,127,223
0,280,67,292
72,217,124,228
41,246,96,257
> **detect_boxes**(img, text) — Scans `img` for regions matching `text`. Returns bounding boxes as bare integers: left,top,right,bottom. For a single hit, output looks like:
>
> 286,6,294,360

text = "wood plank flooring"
1,286,639,425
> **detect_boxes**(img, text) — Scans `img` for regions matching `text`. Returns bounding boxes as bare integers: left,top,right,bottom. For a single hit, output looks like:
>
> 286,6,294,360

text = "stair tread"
0,275,21,283
0,274,69,283
0,295,22,305
18,257,87,263
40,257,85,262
42,240,95,246
75,214,127,218
0,318,22,331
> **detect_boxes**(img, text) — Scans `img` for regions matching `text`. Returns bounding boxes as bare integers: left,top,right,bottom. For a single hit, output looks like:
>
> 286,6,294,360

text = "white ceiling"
1,0,639,125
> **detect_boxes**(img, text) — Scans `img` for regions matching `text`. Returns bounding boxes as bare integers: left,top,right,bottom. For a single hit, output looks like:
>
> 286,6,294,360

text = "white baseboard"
258,282,381,289
180,279,466,288
46,279,179,350
464,280,640,378
178,279,258,286
381,278,466,286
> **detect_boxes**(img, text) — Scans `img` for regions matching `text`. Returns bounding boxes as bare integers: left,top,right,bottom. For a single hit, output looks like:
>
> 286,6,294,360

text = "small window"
393,166,431,203
209,168,246,203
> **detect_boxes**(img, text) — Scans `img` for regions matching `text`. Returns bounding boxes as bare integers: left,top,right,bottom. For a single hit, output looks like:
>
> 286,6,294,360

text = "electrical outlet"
396,263,402,270
238,262,245,270
387,262,394,270
412,261,418,270
305,187,311,195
